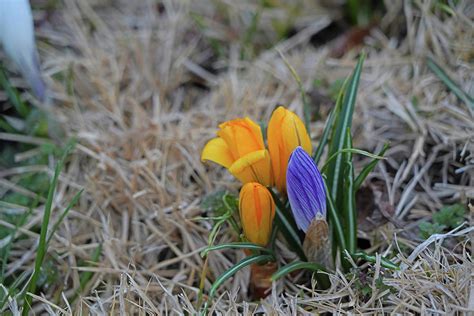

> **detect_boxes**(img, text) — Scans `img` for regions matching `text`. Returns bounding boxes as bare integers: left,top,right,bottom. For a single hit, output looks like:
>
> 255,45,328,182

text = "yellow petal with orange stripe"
268,106,312,193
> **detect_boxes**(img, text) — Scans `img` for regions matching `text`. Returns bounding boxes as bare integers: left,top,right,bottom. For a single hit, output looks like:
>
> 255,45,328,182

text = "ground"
0,0,473,314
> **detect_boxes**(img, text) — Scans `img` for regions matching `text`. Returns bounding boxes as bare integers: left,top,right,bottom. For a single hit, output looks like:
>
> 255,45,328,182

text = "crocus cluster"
202,106,325,249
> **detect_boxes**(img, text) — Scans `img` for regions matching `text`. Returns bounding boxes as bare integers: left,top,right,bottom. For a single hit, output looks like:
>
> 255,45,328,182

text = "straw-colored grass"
1,0,472,314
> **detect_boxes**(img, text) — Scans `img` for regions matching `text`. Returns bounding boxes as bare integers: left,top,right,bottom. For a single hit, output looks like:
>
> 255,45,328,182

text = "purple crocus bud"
286,146,326,233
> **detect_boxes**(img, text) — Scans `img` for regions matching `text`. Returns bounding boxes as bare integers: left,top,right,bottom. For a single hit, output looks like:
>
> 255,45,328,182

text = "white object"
0,0,45,100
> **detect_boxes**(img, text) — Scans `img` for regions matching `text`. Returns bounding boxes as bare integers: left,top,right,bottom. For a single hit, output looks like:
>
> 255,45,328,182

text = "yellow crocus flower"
239,182,275,246
201,118,273,186
267,106,312,193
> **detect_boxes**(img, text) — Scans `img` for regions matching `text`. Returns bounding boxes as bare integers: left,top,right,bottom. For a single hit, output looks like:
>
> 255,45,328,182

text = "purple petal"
286,147,326,233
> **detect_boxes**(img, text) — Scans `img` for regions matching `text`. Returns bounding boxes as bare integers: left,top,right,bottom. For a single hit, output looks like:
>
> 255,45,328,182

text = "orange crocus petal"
229,150,273,186
268,106,312,193
239,183,276,246
217,117,265,159
201,137,234,169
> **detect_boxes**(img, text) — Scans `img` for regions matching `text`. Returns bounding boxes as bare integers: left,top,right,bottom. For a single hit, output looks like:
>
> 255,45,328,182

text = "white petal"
0,0,46,100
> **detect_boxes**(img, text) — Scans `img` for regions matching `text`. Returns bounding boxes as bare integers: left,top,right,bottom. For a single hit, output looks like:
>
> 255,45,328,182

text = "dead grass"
1,0,473,314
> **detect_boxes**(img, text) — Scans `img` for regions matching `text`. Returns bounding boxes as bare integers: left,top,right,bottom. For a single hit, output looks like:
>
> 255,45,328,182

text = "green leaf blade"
326,54,365,207
269,189,306,261
271,261,326,281
201,242,273,257
209,254,274,299
354,143,389,191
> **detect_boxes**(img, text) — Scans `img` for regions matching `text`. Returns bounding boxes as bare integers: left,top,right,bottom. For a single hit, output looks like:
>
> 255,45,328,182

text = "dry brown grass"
1,0,473,314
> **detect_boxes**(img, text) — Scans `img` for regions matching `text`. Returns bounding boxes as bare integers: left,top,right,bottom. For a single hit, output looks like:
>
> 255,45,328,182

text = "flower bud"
286,147,326,233
239,182,276,246
268,106,312,193
287,147,330,265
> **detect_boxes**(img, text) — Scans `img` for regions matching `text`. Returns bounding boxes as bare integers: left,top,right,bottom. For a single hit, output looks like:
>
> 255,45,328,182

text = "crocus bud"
0,0,46,101
286,147,326,232
239,182,275,246
287,147,330,265
268,106,312,193
201,118,273,186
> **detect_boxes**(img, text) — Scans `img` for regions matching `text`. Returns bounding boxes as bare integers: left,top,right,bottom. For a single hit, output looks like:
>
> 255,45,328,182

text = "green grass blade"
209,254,273,299
1,205,35,282
201,243,273,257
271,261,327,280
354,143,389,191
0,66,30,118
79,244,102,291
342,129,356,254
46,189,83,245
313,67,349,164
0,199,36,310
343,162,356,254
0,270,30,310
323,179,346,252
22,140,75,316
269,190,306,260
313,105,337,164
69,243,102,304
427,57,474,109
322,148,384,172
326,53,365,206
351,252,399,270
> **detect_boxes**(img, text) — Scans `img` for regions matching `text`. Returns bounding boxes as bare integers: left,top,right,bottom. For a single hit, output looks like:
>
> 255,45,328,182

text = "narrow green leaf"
343,162,356,254
201,243,273,257
271,261,327,281
313,76,349,164
322,147,384,172
69,243,102,304
326,53,365,207
354,143,389,191
209,254,274,299
1,205,35,281
313,105,336,163
46,189,84,245
427,57,474,109
0,270,30,310
0,200,35,309
342,129,356,254
221,192,240,235
207,218,225,246
351,252,399,270
269,189,306,260
0,66,30,118
22,140,76,316
79,244,102,290
323,179,346,252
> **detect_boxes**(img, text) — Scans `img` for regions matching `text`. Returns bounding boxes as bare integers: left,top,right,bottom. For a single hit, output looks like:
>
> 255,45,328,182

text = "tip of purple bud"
286,146,326,233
